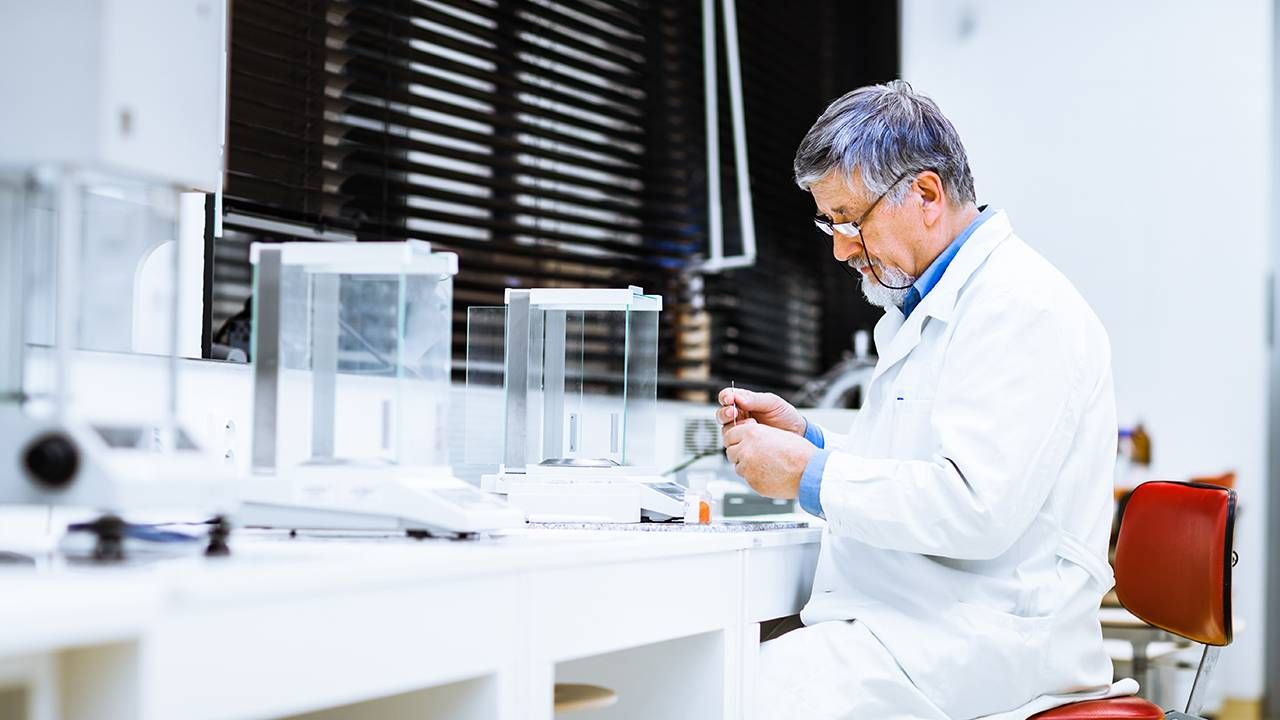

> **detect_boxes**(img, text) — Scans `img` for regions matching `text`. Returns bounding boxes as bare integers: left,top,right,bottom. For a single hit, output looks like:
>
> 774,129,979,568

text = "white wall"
901,0,1271,700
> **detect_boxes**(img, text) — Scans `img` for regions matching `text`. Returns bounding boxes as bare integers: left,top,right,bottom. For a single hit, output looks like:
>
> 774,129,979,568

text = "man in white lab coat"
720,81,1124,719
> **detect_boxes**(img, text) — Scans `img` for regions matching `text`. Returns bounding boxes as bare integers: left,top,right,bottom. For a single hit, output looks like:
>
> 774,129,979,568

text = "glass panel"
78,183,177,358
9,180,56,415
70,180,180,428
622,305,660,467
0,176,23,401
20,185,56,353
398,271,452,467
524,307,545,466
256,243,456,473
0,173,188,447
557,310,586,461
328,272,401,464
269,262,326,469
464,306,507,466
568,309,627,465
465,288,661,471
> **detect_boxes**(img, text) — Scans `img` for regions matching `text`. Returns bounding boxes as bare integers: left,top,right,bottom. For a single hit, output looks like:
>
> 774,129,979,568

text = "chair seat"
1029,696,1163,719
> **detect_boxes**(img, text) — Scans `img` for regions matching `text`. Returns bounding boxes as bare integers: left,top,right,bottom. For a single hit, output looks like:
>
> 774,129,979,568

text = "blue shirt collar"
901,205,994,319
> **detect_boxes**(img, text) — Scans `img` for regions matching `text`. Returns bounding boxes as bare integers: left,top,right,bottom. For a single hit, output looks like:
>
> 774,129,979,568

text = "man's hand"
722,419,817,499
716,387,806,436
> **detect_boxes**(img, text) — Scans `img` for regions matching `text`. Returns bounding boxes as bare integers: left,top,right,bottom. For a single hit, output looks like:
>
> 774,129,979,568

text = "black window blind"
211,0,898,400
702,1,898,395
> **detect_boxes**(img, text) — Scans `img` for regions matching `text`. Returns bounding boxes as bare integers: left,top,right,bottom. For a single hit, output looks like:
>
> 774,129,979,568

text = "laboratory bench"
0,520,821,720
0,511,1211,719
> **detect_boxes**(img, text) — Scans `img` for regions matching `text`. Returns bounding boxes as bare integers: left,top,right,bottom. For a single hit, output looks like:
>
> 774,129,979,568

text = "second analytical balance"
469,287,684,522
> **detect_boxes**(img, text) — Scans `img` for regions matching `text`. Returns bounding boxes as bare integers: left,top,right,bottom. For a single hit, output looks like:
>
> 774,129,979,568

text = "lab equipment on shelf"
468,287,684,522
239,240,523,537
0,0,233,560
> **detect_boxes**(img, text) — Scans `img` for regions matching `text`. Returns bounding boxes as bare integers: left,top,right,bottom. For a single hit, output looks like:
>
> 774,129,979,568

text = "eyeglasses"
812,171,915,238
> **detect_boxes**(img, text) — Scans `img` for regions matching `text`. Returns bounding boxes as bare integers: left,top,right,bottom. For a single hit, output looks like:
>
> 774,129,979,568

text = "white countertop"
0,520,823,720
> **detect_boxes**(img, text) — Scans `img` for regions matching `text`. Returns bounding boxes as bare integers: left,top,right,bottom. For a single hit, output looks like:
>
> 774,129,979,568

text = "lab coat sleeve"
803,421,848,451
802,418,826,448
818,294,1090,560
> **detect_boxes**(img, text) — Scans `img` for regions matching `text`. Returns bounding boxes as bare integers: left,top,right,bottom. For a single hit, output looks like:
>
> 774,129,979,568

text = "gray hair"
793,80,976,206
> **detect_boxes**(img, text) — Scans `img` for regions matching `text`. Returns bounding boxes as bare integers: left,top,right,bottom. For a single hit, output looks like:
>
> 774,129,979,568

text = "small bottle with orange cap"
683,474,712,525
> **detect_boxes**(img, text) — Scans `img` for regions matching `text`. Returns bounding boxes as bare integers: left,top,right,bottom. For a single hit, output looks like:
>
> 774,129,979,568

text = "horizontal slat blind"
212,0,898,398
699,0,898,397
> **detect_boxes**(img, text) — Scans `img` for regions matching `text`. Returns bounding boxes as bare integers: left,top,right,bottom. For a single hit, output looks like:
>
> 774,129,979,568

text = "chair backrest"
1113,481,1236,646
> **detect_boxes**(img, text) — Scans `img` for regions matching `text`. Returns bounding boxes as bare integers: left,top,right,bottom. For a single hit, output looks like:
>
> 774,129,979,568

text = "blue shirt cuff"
799,449,830,519
802,418,825,449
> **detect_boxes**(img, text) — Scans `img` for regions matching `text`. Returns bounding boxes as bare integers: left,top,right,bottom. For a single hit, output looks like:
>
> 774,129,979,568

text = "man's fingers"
722,423,739,447
719,386,763,409
721,418,758,445
715,404,737,425
717,405,754,429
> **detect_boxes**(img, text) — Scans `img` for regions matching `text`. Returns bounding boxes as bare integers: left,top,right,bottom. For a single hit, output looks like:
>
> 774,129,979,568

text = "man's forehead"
810,171,867,216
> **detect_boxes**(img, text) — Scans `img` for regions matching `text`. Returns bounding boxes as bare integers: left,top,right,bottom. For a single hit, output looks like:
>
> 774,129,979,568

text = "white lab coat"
766,211,1121,719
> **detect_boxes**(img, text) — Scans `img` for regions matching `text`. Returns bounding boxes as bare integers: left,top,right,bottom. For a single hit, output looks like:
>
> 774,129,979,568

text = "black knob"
23,433,80,490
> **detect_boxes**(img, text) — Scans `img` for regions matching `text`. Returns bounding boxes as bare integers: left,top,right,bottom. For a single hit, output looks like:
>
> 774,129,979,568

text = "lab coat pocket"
888,395,934,459
1043,532,1114,621
1016,532,1112,621
943,602,1051,717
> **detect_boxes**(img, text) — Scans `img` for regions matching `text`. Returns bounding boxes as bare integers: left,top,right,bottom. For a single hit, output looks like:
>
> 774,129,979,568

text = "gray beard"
849,260,916,310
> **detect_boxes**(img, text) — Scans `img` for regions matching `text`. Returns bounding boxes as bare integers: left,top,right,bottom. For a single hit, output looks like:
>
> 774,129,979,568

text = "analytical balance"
0,0,234,558
470,287,684,522
240,240,523,537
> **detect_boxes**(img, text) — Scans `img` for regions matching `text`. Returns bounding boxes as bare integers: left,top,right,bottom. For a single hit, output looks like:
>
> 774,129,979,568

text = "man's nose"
832,233,860,263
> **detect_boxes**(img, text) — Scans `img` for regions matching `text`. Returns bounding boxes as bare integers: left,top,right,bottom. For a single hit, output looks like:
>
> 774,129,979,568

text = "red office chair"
1031,481,1237,720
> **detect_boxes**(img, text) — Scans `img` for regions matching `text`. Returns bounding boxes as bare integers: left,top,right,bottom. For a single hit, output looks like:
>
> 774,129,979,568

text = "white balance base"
481,466,685,523
240,465,525,536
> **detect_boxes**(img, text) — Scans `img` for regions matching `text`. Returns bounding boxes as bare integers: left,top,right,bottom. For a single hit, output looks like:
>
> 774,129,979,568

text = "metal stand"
406,529,478,541
87,514,126,562
205,515,232,557
1182,644,1221,718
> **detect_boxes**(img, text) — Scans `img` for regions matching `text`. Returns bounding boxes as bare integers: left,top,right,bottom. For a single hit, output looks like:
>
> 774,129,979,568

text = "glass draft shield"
465,287,660,473
250,240,458,474
1,171,185,434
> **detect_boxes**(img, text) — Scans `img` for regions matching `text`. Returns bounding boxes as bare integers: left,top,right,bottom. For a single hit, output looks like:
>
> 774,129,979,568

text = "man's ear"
913,171,946,227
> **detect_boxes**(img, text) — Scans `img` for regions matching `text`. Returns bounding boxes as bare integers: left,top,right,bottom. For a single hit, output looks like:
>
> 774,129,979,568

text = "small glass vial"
683,474,712,525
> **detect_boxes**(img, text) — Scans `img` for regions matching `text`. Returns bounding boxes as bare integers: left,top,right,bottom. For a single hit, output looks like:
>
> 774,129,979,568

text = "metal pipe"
701,0,723,270
720,0,756,269
503,290,531,472
1185,644,1222,717
250,248,283,471
699,0,757,273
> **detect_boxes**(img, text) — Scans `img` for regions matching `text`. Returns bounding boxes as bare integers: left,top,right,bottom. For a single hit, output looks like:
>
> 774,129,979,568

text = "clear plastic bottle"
684,474,711,525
